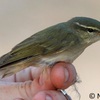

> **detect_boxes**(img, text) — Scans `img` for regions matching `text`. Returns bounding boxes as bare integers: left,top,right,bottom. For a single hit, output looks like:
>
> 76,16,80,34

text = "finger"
51,62,77,89
33,90,69,100
1,66,43,82
0,81,31,100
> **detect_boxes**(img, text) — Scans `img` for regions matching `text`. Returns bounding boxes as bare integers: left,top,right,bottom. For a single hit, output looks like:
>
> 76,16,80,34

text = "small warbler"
0,17,100,77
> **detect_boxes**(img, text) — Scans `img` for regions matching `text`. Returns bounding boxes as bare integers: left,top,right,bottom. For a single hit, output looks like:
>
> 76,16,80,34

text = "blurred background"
0,0,100,100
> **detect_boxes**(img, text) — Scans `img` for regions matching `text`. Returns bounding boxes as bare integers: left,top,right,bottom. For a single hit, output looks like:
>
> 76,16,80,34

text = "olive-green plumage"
0,17,100,77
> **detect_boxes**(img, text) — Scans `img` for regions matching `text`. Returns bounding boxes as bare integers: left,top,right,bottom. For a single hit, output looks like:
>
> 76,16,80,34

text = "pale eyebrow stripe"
75,22,100,31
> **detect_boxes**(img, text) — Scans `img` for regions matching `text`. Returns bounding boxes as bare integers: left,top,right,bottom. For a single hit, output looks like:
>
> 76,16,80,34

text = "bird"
0,17,100,78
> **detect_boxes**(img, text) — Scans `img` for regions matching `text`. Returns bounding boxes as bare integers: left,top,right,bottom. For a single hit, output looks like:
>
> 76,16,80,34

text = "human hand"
0,62,77,100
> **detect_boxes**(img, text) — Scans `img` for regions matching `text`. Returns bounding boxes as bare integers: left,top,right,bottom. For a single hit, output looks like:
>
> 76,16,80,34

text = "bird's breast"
39,48,84,66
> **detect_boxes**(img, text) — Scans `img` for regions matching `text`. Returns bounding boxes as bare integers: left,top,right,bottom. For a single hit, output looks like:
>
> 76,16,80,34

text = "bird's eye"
87,28,95,33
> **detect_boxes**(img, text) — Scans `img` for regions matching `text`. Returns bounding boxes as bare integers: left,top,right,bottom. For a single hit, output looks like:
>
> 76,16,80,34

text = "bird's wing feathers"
0,23,76,67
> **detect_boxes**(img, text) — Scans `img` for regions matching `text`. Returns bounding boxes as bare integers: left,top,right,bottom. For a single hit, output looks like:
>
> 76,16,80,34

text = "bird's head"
67,17,100,46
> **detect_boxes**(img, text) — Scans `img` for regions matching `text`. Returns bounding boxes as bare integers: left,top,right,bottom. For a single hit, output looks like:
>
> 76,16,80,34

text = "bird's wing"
0,23,77,68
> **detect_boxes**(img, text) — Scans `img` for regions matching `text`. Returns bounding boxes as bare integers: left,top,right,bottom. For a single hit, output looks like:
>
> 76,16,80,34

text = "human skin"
0,62,77,100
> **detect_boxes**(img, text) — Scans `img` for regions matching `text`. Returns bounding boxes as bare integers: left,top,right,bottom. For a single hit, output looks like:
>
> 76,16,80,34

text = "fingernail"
46,95,52,100
64,68,69,82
